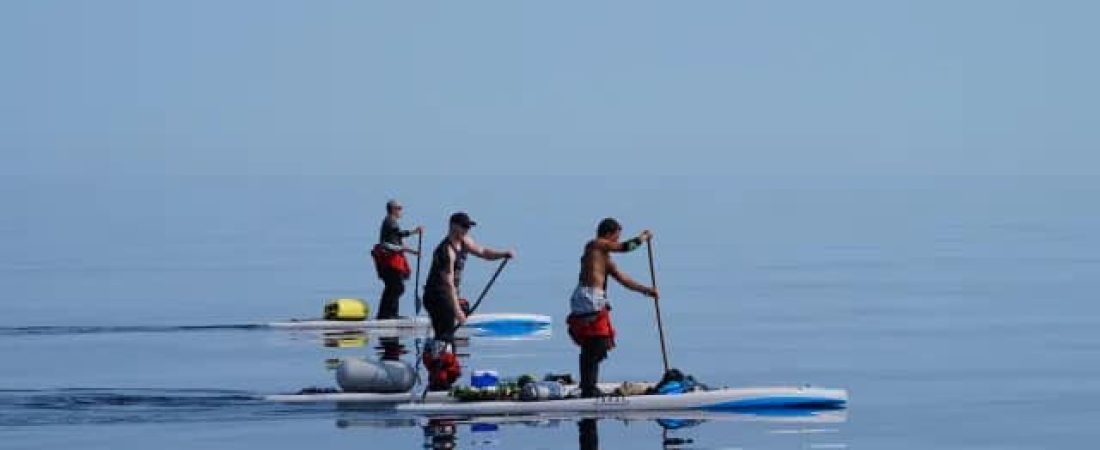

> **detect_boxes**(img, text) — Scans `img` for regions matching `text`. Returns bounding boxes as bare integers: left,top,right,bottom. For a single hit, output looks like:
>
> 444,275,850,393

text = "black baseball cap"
449,212,477,228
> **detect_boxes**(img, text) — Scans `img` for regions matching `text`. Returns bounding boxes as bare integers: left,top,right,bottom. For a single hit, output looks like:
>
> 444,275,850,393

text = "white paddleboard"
265,385,848,415
268,313,551,333
395,386,847,415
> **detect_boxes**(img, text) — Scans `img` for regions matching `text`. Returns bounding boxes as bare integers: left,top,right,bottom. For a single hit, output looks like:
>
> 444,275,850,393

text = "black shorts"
422,291,456,342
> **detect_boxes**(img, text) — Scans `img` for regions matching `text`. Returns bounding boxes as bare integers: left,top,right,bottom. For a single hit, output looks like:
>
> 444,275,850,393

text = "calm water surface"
2,175,1097,449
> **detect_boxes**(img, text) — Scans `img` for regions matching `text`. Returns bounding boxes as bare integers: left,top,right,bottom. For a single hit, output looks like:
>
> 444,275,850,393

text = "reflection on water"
424,419,460,449
334,409,847,450
0,383,846,449
0,388,324,426
577,418,697,450
309,325,549,350
378,337,409,361
578,418,597,450
323,331,371,349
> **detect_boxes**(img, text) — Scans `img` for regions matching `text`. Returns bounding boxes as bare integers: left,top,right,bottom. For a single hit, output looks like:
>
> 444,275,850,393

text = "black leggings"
376,270,406,320
422,292,456,344
579,337,611,398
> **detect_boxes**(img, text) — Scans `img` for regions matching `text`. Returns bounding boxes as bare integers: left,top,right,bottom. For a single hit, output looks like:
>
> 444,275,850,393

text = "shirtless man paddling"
568,218,658,398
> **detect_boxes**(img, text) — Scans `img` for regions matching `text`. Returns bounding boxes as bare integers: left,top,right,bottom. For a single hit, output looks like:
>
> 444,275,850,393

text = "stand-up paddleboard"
267,390,449,404
268,313,552,335
333,326,552,340
265,384,847,415
265,383,635,405
396,386,846,415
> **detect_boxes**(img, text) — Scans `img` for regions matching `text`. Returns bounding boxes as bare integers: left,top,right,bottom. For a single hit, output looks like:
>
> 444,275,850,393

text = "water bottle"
521,381,564,401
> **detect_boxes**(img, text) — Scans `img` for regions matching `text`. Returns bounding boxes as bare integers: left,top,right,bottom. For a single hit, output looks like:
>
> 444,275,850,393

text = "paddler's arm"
380,218,414,252
608,260,659,299
400,226,424,255
383,241,419,255
463,236,515,261
399,225,424,239
597,230,653,253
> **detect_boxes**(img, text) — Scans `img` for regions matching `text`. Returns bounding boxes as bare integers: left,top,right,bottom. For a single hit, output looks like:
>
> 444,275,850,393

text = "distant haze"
1,1,1096,177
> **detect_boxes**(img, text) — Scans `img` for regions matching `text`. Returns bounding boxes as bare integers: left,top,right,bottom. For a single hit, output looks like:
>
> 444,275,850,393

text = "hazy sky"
1,1,1096,177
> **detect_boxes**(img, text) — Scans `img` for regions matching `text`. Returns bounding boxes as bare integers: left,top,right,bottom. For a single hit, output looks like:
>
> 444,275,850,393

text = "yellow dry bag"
323,298,369,321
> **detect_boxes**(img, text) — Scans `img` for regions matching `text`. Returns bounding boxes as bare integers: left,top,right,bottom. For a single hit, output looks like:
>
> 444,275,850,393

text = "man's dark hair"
597,218,622,237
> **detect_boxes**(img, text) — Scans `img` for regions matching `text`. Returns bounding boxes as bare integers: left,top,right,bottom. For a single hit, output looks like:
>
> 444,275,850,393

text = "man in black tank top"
421,212,514,390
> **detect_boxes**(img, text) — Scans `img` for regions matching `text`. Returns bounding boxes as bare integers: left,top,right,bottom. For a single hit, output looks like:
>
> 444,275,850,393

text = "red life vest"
371,244,411,279
567,307,616,349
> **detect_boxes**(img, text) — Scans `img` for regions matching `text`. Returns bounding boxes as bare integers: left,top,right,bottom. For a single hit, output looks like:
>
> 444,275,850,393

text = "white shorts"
570,285,609,315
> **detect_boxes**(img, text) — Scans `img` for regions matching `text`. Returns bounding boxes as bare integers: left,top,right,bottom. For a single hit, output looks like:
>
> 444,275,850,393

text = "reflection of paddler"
578,418,598,450
421,212,514,391
423,419,458,450
568,218,658,398
375,337,405,361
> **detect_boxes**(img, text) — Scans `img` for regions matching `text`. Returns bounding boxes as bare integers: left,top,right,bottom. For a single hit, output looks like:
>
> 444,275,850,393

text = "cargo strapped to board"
649,368,707,395
323,298,369,321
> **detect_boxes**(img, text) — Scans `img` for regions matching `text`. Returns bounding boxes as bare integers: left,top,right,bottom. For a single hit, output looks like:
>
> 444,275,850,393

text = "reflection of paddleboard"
486,408,846,424
266,384,847,416
268,313,552,335
334,408,848,427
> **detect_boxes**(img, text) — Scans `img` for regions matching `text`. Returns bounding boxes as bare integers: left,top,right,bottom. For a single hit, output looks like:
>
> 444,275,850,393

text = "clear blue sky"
1,1,1096,177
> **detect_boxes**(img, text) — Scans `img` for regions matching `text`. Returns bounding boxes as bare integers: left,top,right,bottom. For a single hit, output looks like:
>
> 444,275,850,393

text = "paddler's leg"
423,292,460,390
422,292,456,345
579,337,610,398
376,269,405,320
428,301,455,345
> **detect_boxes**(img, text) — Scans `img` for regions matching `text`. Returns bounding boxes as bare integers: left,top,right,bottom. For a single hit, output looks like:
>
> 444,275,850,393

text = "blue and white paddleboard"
268,313,552,335
265,384,847,415
396,386,846,415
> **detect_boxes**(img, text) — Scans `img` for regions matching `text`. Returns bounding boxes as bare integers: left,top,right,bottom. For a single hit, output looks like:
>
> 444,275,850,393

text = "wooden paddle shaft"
647,239,671,372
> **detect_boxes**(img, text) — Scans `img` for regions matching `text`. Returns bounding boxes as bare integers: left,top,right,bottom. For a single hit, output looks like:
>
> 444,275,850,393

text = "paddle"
414,232,423,316
647,238,671,373
456,257,510,327
419,257,511,401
